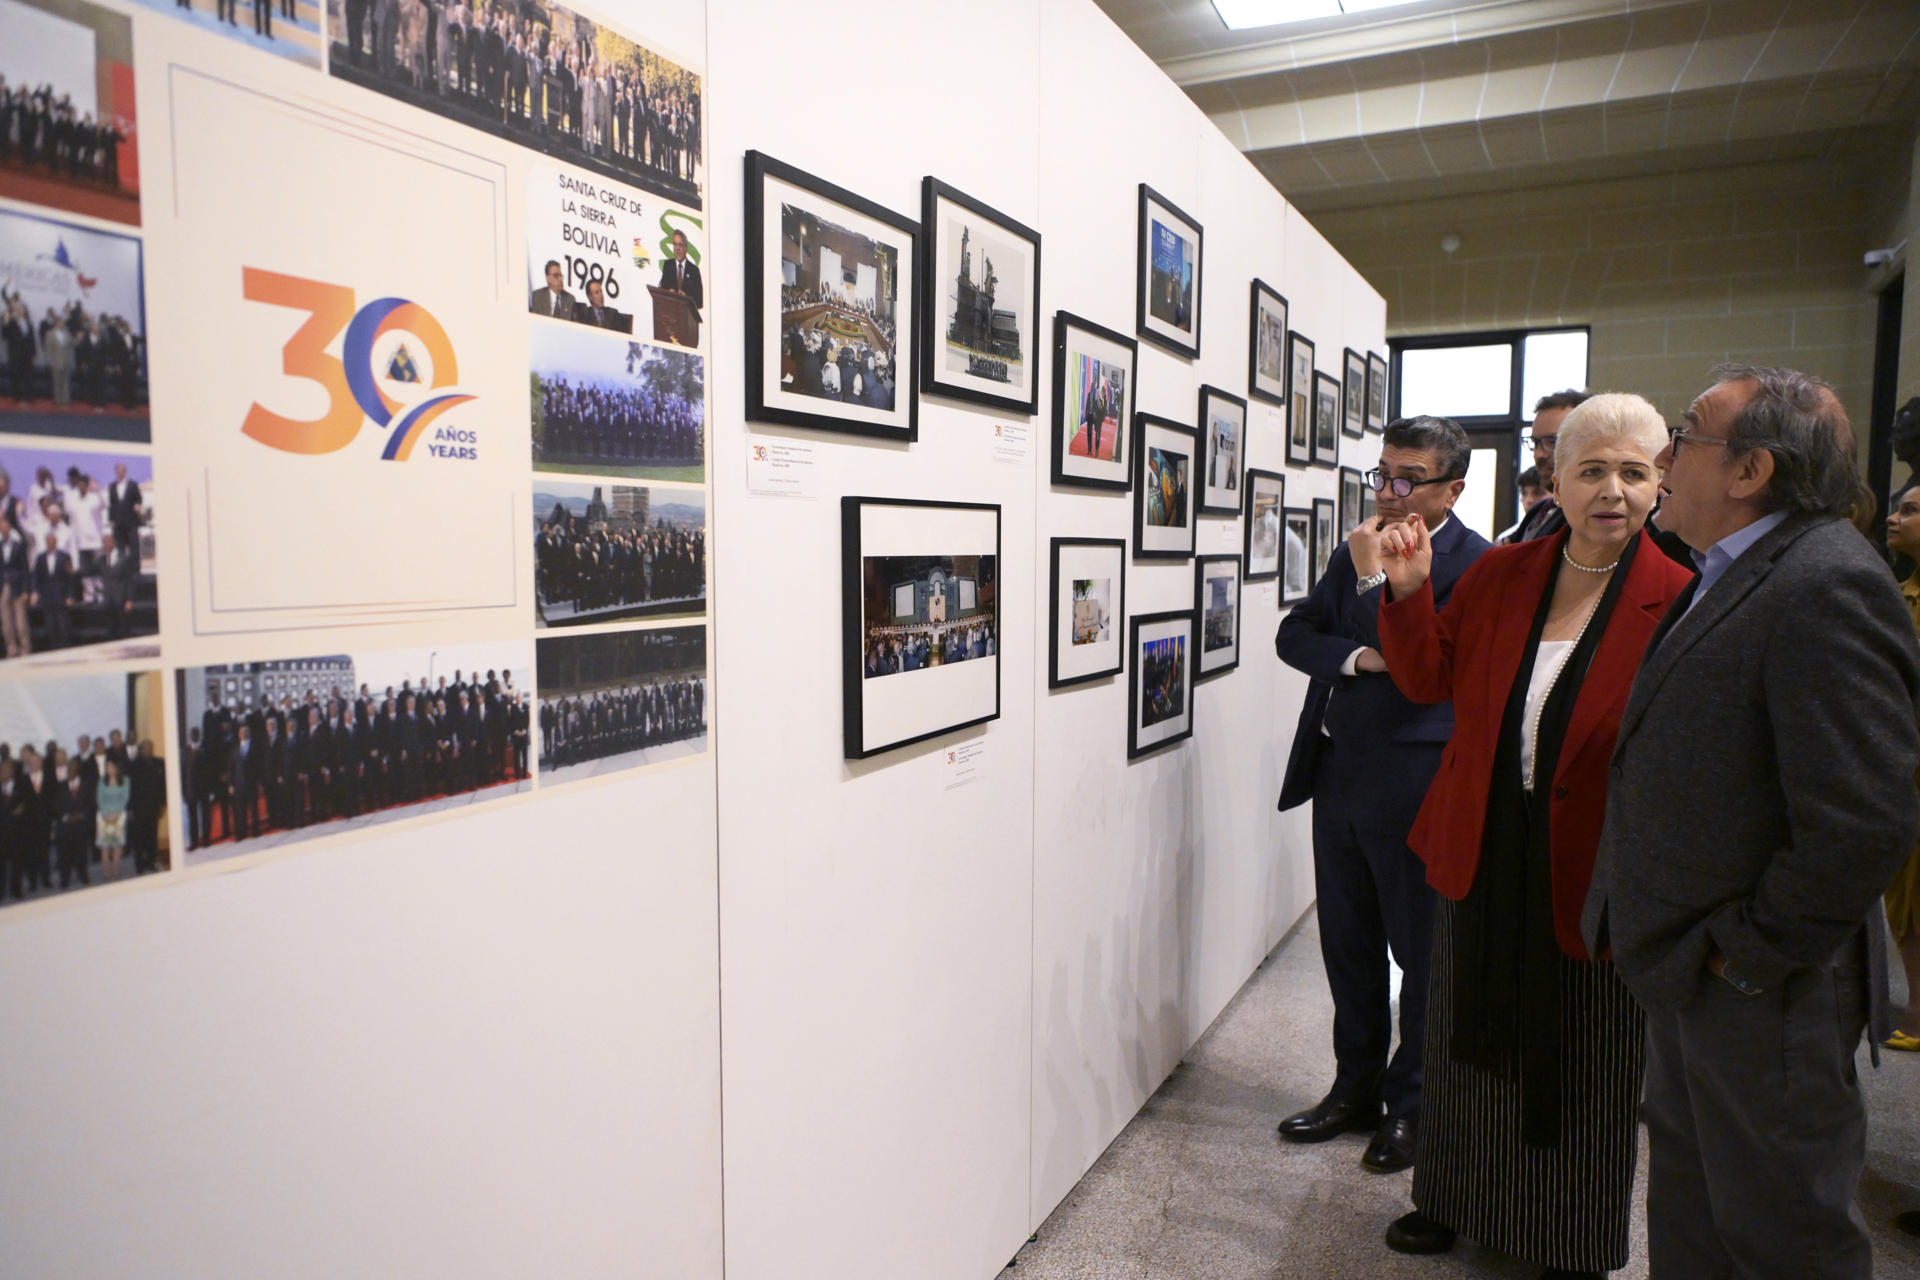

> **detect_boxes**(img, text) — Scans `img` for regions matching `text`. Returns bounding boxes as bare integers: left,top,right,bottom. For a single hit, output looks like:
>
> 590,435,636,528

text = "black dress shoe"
1361,1115,1417,1173
1277,1091,1382,1143
1384,1210,1456,1254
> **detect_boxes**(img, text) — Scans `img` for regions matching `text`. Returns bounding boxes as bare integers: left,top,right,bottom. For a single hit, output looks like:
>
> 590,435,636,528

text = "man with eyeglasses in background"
1274,414,1491,1174
1502,389,1590,544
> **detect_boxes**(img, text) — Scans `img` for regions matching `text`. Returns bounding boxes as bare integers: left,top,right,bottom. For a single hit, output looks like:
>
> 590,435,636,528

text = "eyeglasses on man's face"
1521,433,1557,452
1365,468,1456,498
1667,424,1735,455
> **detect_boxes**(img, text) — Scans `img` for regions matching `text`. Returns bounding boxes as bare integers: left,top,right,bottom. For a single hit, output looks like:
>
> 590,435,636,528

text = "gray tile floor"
1004,910,1920,1280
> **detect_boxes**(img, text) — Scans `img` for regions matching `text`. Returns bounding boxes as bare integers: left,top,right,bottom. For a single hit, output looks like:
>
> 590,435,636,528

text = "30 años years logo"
241,268,479,461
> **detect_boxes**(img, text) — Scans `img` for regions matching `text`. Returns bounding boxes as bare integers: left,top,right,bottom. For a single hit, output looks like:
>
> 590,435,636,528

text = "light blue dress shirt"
1681,509,1789,620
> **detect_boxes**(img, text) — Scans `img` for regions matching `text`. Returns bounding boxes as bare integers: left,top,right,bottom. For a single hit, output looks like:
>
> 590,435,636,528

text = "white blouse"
1521,640,1575,791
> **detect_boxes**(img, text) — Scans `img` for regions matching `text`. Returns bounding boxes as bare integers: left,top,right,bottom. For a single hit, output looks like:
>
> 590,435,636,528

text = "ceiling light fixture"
1211,0,1419,31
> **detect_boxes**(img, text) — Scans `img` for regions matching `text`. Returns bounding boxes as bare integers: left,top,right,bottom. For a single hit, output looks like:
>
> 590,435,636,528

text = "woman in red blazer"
1368,393,1694,1280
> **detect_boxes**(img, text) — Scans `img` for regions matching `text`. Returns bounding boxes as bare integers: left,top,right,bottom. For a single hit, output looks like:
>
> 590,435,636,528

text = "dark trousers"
1309,733,1439,1119
129,807,158,873
1642,952,1872,1279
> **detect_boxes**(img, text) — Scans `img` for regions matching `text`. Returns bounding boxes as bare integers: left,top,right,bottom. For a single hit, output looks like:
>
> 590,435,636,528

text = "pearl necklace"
1525,592,1603,791
1563,545,1621,574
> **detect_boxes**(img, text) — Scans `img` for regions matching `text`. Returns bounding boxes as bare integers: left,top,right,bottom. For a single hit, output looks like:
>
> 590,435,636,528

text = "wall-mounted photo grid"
0,0,709,914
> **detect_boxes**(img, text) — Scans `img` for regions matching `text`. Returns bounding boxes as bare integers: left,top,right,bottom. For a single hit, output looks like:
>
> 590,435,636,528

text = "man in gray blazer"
528,260,575,321
1585,363,1920,1280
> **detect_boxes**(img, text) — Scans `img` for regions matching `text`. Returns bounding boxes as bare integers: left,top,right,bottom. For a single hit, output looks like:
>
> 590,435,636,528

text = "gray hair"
1710,363,1857,518
1382,414,1470,481
1552,392,1667,482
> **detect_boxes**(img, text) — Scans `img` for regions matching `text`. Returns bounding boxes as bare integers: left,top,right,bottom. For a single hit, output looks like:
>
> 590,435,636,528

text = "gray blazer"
1583,514,1920,1043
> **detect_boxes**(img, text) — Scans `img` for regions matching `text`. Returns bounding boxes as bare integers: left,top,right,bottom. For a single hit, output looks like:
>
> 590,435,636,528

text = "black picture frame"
842,496,1001,759
1243,468,1284,581
1133,413,1197,561
1312,497,1336,588
1342,347,1367,438
1281,506,1312,605
1313,370,1341,469
1135,184,1203,359
1048,536,1126,689
1128,608,1195,759
1050,310,1138,492
1366,351,1388,433
1248,279,1288,406
1194,554,1242,679
746,150,919,442
1196,383,1248,515
1286,331,1315,467
919,176,1042,415
1339,466,1365,539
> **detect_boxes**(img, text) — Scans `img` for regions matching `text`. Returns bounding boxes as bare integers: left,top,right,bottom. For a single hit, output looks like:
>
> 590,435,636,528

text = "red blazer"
1376,528,1694,959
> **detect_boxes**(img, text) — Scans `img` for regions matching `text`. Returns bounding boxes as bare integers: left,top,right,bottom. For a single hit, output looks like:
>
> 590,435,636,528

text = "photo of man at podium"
651,229,702,349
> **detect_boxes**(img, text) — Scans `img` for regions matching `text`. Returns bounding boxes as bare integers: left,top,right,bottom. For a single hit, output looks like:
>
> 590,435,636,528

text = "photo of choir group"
531,326,705,482
859,553,998,679
0,447,155,660
328,0,703,205
0,670,168,908
536,624,708,783
778,201,901,411
176,645,533,862
533,480,706,627
0,0,140,226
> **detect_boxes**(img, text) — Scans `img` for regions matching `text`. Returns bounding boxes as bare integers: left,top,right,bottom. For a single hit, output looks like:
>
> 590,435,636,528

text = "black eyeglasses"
1365,468,1456,498
1521,433,1557,451
1668,425,1734,454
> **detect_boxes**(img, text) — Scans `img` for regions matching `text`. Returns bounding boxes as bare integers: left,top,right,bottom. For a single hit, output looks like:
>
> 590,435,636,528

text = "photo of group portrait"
536,624,708,785
0,445,155,664
534,479,705,627
124,0,323,65
531,324,704,483
859,554,998,679
778,201,901,413
176,643,533,865
328,0,703,207
0,668,167,909
0,207,146,441
0,0,141,226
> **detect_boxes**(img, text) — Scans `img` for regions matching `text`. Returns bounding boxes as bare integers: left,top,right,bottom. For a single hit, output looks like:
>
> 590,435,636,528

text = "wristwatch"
1355,571,1388,597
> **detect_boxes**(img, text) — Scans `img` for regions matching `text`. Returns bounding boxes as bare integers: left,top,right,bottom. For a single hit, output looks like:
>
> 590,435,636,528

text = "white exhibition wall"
0,0,1381,1277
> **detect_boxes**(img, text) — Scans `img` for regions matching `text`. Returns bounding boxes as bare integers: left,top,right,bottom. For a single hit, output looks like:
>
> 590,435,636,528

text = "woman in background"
94,755,129,881
1370,393,1694,1278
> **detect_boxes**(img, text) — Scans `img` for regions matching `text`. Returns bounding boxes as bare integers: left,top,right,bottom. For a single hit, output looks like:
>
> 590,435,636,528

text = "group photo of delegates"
0,450,155,659
859,554,997,680
0,287,147,418
0,671,168,907
0,0,141,226
328,0,702,201
531,350,704,478
536,625,706,782
533,481,705,627
861,618,996,678
177,648,532,862
0,77,129,196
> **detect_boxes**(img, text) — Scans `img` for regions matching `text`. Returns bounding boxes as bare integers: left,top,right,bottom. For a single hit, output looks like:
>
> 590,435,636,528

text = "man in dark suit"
98,530,138,639
181,726,206,850
1274,414,1491,1172
1501,389,1586,543
229,723,261,842
107,463,141,550
128,740,163,875
1584,365,1920,1280
657,229,702,340
30,533,74,649
579,278,630,333
529,259,576,320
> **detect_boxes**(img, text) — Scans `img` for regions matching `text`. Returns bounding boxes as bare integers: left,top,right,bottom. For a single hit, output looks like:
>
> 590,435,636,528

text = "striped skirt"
1412,898,1646,1273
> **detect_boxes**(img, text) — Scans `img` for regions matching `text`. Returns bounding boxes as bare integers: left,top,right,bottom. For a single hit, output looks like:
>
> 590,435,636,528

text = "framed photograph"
1243,468,1285,582
842,497,1001,759
1339,466,1365,539
1312,498,1337,587
534,481,706,627
1361,484,1378,524
1313,370,1341,469
1248,280,1288,406
1133,414,1197,560
1051,311,1137,491
532,325,705,482
1049,537,1126,689
537,628,709,786
1129,609,1195,758
1286,331,1315,467
1135,184,1203,359
746,151,917,442
1195,554,1242,679
1342,348,1367,438
1367,351,1389,432
921,177,1041,414
1281,507,1313,605
1197,384,1248,515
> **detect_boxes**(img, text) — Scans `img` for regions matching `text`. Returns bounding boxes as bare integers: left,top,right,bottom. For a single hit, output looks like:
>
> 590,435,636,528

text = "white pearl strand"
1525,552,1617,789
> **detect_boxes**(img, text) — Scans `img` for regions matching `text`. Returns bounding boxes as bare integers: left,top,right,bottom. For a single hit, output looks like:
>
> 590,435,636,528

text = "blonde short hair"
1552,392,1668,482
